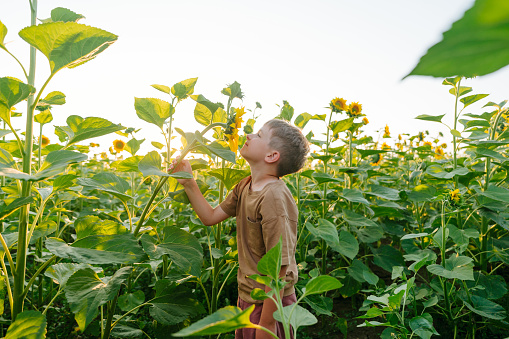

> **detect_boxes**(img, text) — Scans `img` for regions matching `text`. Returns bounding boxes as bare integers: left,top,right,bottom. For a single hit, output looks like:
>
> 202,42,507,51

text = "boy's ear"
265,150,280,164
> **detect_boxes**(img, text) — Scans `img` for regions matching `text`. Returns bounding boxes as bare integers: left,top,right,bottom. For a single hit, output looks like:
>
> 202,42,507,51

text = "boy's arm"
170,160,230,226
256,265,288,339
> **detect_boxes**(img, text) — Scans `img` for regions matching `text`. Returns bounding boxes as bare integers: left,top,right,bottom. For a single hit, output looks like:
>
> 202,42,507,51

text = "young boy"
169,119,309,339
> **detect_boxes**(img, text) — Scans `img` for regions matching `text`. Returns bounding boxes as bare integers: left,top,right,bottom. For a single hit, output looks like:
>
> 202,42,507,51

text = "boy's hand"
168,159,194,186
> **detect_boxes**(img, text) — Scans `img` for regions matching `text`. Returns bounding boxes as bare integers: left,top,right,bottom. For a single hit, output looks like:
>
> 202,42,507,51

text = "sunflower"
383,125,390,138
347,102,362,117
381,142,390,150
441,143,447,149
90,143,100,147
113,139,126,153
398,134,402,141
370,153,382,166
40,135,50,147
224,107,246,153
434,146,445,159
449,189,460,203
330,97,348,113
100,152,108,159
423,141,432,148
362,117,369,125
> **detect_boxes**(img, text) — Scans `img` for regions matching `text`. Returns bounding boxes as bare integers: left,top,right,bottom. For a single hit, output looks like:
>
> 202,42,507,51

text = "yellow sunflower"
383,125,390,138
347,102,362,117
113,139,126,153
362,117,369,125
423,141,432,148
381,142,390,150
100,152,108,159
434,146,445,159
449,189,460,203
441,143,447,149
226,129,239,153
370,153,383,166
40,135,50,147
224,107,246,154
330,97,348,112
90,143,100,147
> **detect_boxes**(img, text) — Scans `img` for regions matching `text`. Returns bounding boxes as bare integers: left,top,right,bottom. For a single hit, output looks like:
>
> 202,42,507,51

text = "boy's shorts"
235,293,297,339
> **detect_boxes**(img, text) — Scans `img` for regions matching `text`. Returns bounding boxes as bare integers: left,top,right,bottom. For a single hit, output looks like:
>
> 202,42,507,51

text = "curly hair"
265,119,310,177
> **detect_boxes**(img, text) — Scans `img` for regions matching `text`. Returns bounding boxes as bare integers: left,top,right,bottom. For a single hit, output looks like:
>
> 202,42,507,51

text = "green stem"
1,255,13,319
13,0,38,319
42,288,62,315
102,293,119,339
21,255,56,299
4,49,29,81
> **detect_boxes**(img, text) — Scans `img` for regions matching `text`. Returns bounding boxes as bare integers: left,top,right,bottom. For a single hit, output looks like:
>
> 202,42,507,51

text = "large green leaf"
65,267,132,331
171,77,198,101
479,185,509,203
341,189,370,205
330,118,354,135
149,281,205,326
112,155,143,172
366,185,400,201
347,259,379,285
197,141,236,164
74,215,126,239
460,295,506,320
19,22,117,74
273,304,317,332
134,97,173,129
407,0,509,77
426,165,469,179
466,273,508,300
173,305,255,337
372,245,406,273
77,172,132,202
305,219,344,254
140,227,203,277
46,234,146,265
257,237,282,281
0,77,36,125
427,254,474,280
409,314,439,339
34,150,87,181
55,116,124,146
337,231,359,260
44,263,94,286
0,196,34,221
302,275,343,297
342,210,383,243
5,310,46,339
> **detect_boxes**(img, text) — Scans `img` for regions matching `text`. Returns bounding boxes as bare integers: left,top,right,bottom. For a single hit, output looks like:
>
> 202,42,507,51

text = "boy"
169,119,309,339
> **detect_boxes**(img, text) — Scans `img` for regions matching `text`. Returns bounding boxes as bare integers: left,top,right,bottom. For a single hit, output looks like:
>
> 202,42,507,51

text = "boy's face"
240,123,275,163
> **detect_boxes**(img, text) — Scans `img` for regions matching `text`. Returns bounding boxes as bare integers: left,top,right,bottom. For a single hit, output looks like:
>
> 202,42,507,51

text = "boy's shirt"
220,176,298,304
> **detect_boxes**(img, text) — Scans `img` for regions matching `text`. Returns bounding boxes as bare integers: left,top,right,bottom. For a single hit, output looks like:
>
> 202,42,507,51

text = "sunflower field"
1,1,509,339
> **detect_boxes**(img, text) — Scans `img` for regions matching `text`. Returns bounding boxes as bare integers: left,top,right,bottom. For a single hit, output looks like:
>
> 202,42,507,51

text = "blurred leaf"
114,155,143,172
74,215,126,239
406,0,509,77
257,237,282,280
415,114,445,123
5,310,46,339
173,305,255,337
273,304,317,332
302,275,342,297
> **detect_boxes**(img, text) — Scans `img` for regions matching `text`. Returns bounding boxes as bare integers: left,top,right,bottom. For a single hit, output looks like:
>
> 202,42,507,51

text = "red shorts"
235,293,297,339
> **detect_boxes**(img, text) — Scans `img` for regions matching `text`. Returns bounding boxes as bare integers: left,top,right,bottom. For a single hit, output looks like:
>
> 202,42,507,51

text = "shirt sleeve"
219,176,250,217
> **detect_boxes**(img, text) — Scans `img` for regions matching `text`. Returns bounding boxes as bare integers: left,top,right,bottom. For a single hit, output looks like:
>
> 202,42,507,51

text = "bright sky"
1,0,508,156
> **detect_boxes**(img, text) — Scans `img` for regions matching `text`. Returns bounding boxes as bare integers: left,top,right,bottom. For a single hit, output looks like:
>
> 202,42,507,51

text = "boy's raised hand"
168,159,194,186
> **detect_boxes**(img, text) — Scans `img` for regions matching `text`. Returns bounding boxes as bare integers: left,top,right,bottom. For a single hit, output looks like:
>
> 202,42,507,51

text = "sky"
1,0,508,157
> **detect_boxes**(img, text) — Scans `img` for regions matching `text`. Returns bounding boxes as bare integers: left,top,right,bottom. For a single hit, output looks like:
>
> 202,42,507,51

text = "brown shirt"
220,176,298,304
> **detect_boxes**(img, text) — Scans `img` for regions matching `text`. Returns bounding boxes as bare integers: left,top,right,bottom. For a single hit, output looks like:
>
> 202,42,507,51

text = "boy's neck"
249,171,279,191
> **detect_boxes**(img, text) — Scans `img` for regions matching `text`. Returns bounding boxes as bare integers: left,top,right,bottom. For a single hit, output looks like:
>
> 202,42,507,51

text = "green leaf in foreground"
302,275,343,297
406,0,509,78
173,305,256,337
5,310,46,339
273,304,317,332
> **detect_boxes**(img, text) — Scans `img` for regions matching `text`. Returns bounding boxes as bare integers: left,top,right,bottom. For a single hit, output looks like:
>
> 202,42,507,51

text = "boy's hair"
265,119,310,177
